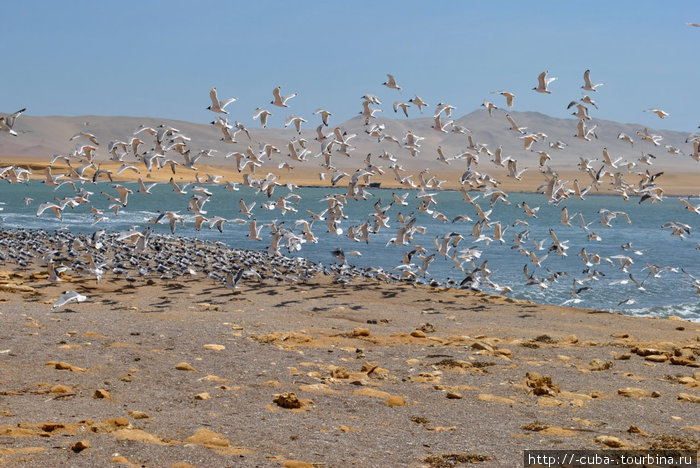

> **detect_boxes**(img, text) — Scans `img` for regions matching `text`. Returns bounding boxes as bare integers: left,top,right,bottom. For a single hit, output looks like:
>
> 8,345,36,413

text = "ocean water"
0,180,698,321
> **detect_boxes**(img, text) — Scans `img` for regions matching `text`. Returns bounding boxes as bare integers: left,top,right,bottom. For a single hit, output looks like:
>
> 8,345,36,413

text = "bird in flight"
207,87,237,114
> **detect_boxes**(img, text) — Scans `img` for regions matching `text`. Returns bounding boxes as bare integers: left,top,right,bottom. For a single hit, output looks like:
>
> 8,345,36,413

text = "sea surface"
1,180,698,321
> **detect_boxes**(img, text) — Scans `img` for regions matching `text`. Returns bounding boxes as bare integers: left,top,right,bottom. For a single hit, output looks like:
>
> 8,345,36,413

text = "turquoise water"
0,180,698,320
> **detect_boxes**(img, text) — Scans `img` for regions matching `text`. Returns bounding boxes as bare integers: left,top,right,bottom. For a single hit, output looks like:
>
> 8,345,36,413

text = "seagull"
491,91,515,108
252,107,272,128
382,73,401,91
408,95,428,113
644,108,669,119
481,99,498,116
207,87,237,114
248,219,263,240
52,291,87,310
581,69,603,91
313,108,332,126
271,86,297,107
533,70,556,94
0,108,26,136
393,101,411,117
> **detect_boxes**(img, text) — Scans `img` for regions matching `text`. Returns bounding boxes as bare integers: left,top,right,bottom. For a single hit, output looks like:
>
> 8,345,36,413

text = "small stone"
589,359,613,371
175,362,197,371
618,387,649,398
330,367,349,379
446,391,463,399
678,393,700,403
127,411,149,419
282,462,314,468
71,440,90,452
651,391,661,398
352,328,370,337
627,425,649,436
93,389,111,400
385,395,407,407
410,330,426,338
645,354,669,362
596,435,624,447
49,384,72,394
194,393,211,400
613,352,632,360
202,344,225,351
471,341,494,352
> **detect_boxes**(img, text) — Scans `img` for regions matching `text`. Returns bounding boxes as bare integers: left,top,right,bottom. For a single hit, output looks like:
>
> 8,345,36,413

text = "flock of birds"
1,67,699,311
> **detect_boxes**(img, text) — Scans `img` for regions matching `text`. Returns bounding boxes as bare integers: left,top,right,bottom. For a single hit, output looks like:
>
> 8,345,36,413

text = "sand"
2,155,700,196
0,257,698,467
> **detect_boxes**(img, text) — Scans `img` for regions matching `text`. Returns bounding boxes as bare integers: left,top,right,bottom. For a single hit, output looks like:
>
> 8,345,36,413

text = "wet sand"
0,254,698,467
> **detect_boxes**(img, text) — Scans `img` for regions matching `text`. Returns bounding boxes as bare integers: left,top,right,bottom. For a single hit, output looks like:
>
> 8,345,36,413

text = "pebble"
194,393,211,400
202,344,225,351
93,389,111,400
175,362,197,371
71,440,90,452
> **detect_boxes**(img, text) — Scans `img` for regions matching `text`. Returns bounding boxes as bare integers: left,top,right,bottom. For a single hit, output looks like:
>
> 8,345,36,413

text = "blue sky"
2,1,699,132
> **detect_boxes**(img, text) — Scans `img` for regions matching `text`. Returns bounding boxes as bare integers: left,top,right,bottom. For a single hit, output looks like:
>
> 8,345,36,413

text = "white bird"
533,71,556,94
491,91,515,108
644,108,669,119
408,95,428,113
581,69,603,91
271,86,297,107
382,73,401,91
207,87,237,114
0,108,26,136
313,108,332,126
52,291,87,309
252,107,272,128
248,219,263,241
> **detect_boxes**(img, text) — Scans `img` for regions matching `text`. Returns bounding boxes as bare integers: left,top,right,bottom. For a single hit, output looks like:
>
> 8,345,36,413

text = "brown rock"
613,352,632,360
645,354,669,362
49,384,72,394
478,394,516,404
71,440,90,452
175,362,197,371
330,367,349,379
194,393,211,400
589,359,613,371
410,330,426,338
385,395,407,407
93,389,112,400
202,344,225,351
185,428,229,448
127,411,149,419
353,388,391,399
282,462,314,468
446,391,463,399
471,341,494,352
273,392,303,409
618,387,649,398
678,393,700,403
595,435,624,448
352,328,370,337
627,425,649,436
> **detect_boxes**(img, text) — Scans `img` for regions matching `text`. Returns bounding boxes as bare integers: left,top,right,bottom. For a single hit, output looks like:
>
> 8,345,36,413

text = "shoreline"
0,227,698,466
2,156,700,196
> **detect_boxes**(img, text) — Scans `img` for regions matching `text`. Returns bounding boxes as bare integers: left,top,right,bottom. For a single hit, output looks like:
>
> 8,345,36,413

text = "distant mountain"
1,109,698,173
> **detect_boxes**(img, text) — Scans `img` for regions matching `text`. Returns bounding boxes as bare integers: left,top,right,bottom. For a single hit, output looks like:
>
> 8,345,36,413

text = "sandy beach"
3,156,700,196
0,234,698,467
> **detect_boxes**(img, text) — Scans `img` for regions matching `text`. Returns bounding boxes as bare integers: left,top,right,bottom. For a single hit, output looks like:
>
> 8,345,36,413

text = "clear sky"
3,1,699,132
